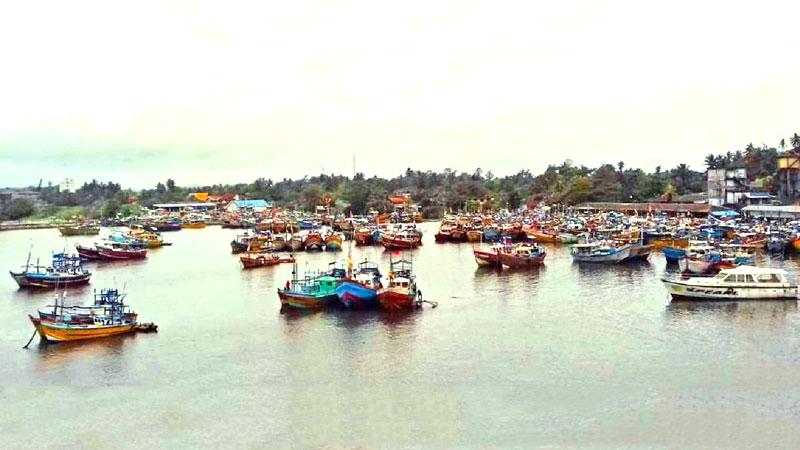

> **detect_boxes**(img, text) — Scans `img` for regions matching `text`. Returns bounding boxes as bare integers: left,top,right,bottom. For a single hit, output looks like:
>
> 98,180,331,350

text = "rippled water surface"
3,223,800,448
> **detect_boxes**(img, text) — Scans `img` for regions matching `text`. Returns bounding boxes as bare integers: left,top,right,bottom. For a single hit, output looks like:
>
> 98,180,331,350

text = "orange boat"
240,253,295,269
651,238,689,250
526,229,560,243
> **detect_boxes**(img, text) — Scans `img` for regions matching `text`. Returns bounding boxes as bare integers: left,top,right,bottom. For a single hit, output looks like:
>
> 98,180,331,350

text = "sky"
1,0,799,189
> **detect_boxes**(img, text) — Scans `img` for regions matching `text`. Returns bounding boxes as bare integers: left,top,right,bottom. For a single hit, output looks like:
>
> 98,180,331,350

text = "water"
2,223,800,448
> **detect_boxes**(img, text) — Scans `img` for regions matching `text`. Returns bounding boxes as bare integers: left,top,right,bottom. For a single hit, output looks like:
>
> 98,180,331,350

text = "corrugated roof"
575,202,712,213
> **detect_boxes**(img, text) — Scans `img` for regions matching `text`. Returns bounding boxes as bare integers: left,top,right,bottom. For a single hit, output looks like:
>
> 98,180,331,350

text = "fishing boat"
381,230,422,251
28,288,138,342
378,258,419,310
450,228,467,242
482,227,500,242
277,264,340,309
767,233,786,253
662,246,687,263
288,235,304,252
466,229,483,243
230,232,269,254
241,253,295,269
95,241,147,260
269,233,290,252
304,231,324,251
354,228,373,246
497,243,546,269
474,245,502,268
152,218,182,232
435,226,452,243
570,242,631,263
335,260,383,308
662,266,798,301
622,243,653,262
10,252,92,289
129,226,165,248
324,232,344,251
181,219,207,229
526,229,559,244
58,223,100,236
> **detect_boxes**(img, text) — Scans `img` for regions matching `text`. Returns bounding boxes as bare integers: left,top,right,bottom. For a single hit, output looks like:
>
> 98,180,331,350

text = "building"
225,199,272,213
776,150,800,204
152,203,218,212
575,202,714,216
0,189,42,204
741,205,800,220
707,167,750,207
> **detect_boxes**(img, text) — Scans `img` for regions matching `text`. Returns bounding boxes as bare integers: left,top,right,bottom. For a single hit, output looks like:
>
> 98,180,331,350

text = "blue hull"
483,230,500,242
335,281,378,309
662,246,686,263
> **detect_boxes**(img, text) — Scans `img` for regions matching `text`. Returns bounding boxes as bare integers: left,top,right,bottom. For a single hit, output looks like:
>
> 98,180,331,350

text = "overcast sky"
1,0,798,189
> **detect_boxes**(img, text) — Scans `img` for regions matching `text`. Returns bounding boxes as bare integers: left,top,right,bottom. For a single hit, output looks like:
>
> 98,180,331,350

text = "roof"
741,205,800,213
575,202,712,213
152,203,216,208
231,199,271,208
743,192,775,199
719,265,786,275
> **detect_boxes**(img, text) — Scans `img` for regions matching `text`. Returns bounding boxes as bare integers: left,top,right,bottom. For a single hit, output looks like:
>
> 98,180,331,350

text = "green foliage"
1,199,35,220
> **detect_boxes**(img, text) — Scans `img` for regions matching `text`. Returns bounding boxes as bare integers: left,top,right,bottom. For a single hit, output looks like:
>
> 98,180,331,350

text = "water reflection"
33,333,138,373
666,300,799,325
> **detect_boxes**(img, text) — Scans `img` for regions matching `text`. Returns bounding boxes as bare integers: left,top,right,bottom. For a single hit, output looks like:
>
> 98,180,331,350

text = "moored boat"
241,253,295,269
381,230,422,251
498,243,546,269
304,232,324,251
336,260,382,308
277,263,341,309
378,258,419,310
324,232,344,251
662,266,798,301
29,288,138,342
570,242,631,263
10,252,92,289
58,223,100,236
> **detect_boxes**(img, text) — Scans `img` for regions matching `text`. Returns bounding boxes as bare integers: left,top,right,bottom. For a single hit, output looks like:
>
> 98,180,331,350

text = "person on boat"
285,280,290,290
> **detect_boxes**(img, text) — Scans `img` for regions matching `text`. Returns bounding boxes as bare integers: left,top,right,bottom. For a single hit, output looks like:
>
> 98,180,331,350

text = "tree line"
4,132,798,221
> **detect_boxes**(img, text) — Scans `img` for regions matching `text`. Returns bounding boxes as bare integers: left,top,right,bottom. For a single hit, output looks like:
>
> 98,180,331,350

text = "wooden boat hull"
304,235,323,251
58,226,100,236
650,238,689,250
474,249,500,268
498,252,545,269
528,231,559,243
378,289,415,310
335,281,378,309
434,232,451,243
181,222,207,229
325,235,343,251
662,246,686,262
277,289,336,309
10,271,91,289
30,315,136,342
97,248,147,260
355,231,373,245
571,246,631,263
381,236,421,251
623,245,652,262
76,244,102,260
288,238,304,251
466,230,483,242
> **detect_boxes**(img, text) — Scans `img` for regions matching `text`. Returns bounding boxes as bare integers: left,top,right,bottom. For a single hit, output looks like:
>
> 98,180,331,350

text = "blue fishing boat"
482,228,500,242
570,242,631,263
10,252,91,289
335,260,382,308
662,246,687,263
298,219,315,230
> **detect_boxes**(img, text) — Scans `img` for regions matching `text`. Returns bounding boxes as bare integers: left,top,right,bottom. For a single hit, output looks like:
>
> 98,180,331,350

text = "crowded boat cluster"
440,205,800,301
12,201,800,345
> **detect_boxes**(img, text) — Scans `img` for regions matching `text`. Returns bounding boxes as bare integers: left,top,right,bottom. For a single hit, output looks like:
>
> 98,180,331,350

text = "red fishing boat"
378,258,419,310
354,228,373,246
473,246,502,268
304,232,324,251
96,242,147,260
381,230,422,251
497,243,546,269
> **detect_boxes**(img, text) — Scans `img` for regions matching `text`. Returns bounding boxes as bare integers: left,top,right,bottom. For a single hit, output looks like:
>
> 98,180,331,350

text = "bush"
2,199,36,220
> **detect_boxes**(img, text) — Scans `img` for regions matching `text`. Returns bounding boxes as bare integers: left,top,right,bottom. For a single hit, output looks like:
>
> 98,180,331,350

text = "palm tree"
780,138,786,150
704,154,717,169
792,133,800,149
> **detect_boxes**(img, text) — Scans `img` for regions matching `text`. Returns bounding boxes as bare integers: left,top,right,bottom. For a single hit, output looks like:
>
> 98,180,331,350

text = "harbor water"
2,222,800,448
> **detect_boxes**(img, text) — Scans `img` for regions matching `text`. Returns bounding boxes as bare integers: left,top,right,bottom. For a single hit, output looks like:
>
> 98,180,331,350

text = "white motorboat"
662,266,798,301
